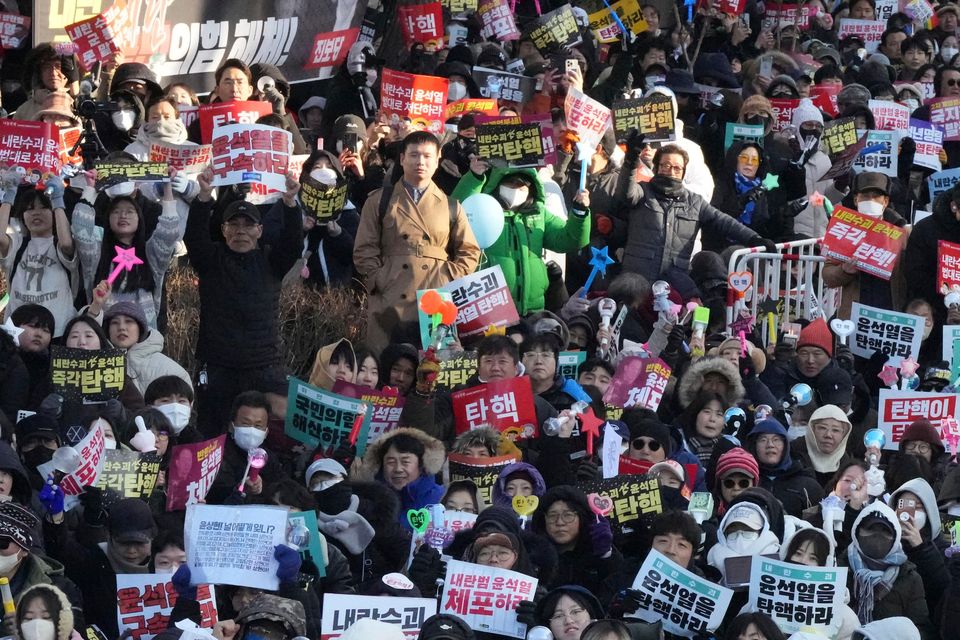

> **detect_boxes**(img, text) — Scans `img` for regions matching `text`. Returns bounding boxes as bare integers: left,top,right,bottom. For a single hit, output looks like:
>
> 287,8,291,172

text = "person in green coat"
452,158,591,315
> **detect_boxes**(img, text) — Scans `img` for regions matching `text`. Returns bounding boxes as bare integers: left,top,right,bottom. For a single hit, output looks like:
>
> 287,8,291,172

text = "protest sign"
822,118,859,157
761,4,819,30
304,28,360,69
399,3,444,51
837,19,885,52
246,153,308,206
749,557,847,635
578,474,663,534
288,510,326,577
558,351,587,379
768,98,800,132
210,123,291,192
300,178,348,220
444,509,479,534
928,97,960,141
475,113,557,167
904,0,935,23
96,450,161,499
448,454,517,507
472,66,537,104
724,122,765,151
444,0,479,12
820,206,905,280
565,88,612,149
332,381,405,445
198,101,272,145
939,240,960,292
526,4,581,53
36,421,105,510
586,0,648,43
440,560,537,639
943,327,960,373
603,356,672,411
321,594,437,640
436,351,479,392
909,119,944,172
629,549,733,637
442,266,521,338
475,122,545,168
851,302,923,365
178,105,199,129
380,69,449,134
184,504,286,590
116,574,217,640
50,346,125,403
868,100,910,132
444,98,499,121
478,0,521,40
166,436,226,512
0,119,61,179
875,0,898,20
929,167,960,200
148,142,212,174
452,377,538,439
95,162,168,190
612,94,675,142
0,13,29,48
878,389,959,448
59,126,82,169
66,13,121,70
851,130,898,178
285,378,373,454
809,84,840,117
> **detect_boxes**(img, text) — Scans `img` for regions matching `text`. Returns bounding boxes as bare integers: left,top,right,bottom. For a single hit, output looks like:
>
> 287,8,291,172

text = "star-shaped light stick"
0,317,24,343
762,173,779,190
105,246,144,286
899,357,921,391
877,365,899,388
580,407,604,457
579,246,616,298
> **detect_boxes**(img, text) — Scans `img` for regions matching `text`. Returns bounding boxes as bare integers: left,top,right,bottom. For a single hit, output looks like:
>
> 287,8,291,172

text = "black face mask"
315,482,353,515
743,114,767,126
22,447,54,472
649,174,685,197
799,127,822,142
857,527,894,559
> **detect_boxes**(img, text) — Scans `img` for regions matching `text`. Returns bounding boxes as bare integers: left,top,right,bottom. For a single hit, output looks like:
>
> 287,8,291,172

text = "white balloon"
462,193,505,249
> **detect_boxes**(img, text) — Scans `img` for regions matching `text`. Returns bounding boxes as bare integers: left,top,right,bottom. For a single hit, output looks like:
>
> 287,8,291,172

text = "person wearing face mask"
14,415,61,492
144,375,200,445
903,184,960,317
205,391,280,504
785,98,844,239
90,89,146,154
14,584,79,640
823,172,910,320
124,96,198,165
707,502,781,582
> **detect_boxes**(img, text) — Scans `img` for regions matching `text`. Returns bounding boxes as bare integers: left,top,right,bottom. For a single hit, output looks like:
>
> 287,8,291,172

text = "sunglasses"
0,537,15,551
723,477,753,490
631,438,662,451
947,78,960,87
737,154,760,166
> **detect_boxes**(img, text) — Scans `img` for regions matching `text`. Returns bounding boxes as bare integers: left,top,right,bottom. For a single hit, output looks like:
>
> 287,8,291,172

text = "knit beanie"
741,94,774,120
103,301,149,343
900,419,945,455
627,418,673,456
791,97,823,128
751,418,788,439
797,318,834,356
715,447,760,481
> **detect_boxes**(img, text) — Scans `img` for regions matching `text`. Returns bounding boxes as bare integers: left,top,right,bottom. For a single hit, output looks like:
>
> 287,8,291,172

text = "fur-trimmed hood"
452,426,501,456
677,356,745,409
353,428,446,480
16,583,73,640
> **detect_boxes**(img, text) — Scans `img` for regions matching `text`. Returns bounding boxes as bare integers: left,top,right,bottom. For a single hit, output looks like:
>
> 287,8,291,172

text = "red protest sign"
769,98,800,132
478,0,521,40
451,377,538,439
0,119,62,179
821,206,906,280
928,97,960,142
938,240,960,292
444,98,499,121
619,456,652,475
809,84,840,117
380,69,449,135
399,2,444,51
717,0,747,14
65,13,121,71
198,100,273,145
602,356,672,411
116,574,218,640
332,381,405,446
59,126,82,170
166,435,226,511
761,4,819,29
0,13,29,49
443,266,521,338
878,390,959,449
304,28,360,69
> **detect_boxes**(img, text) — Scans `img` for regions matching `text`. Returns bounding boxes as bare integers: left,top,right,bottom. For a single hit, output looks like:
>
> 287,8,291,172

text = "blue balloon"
462,193,505,249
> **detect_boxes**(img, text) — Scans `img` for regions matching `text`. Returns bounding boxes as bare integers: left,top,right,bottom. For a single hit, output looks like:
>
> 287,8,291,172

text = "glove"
78,485,107,526
750,236,777,254
170,173,190,195
416,355,441,395
326,220,342,237
274,544,302,583
130,417,157,453
664,323,686,354
1,170,17,205
514,599,539,627
45,176,66,210
576,457,600,482
39,476,64,516
263,86,286,116
560,288,591,320
739,355,757,380
624,128,646,155
834,343,855,374
38,393,64,419
329,442,357,470
408,544,444,597
171,564,197,600
589,517,613,557
619,589,644,615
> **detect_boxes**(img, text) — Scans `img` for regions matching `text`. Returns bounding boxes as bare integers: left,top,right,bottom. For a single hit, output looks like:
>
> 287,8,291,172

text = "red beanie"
901,419,945,454
797,318,834,357
715,447,760,482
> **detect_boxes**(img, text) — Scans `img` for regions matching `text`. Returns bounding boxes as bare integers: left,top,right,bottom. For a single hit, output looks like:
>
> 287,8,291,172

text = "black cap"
853,171,890,196
0,502,39,549
16,414,60,446
109,498,158,543
222,200,261,223
418,614,475,640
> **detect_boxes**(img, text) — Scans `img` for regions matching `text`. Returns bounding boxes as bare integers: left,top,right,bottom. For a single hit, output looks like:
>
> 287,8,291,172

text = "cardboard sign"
613,94,675,142
809,84,840,118
851,130,898,178
95,162,168,190
58,126,82,169
472,66,536,104
436,351,479,392
928,97,960,141
476,122,545,168
380,69,448,134
476,113,557,166
444,0,479,13
939,240,960,291
198,101,272,145
50,346,125,403
565,87,612,150
558,351,587,379
165,436,226,512
331,381,405,445
877,390,959,448
288,510,326,577
440,560,537,639
399,3,444,51
37,421,105,508
448,453,516,507
822,118,858,157
452,377,538,439
304,28,359,69
184,504,287,590
749,557,847,635
66,13,121,70
851,302,922,364
300,178,348,220
210,123,291,192
321,594,437,640
761,4,819,30
444,99,499,121
116,574,217,640
821,206,904,280
148,142,212,174
526,4,581,53
442,266,521,338
477,0,521,41
769,98,800,133
577,474,663,534
285,378,373,455
586,0,649,43
909,119,944,172
929,167,960,200
0,13,29,48
0,119,62,179
96,450,161,499
837,19,885,52
724,123,764,151
629,549,732,637
603,356,672,411
868,100,909,132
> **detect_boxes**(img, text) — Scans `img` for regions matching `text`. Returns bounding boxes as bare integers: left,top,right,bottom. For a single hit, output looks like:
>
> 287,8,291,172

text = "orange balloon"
420,290,443,315
440,300,458,325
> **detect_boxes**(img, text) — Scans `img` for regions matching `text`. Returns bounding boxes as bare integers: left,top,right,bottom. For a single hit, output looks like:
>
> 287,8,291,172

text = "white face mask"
901,98,920,111
156,403,191,435
112,109,137,131
725,529,760,553
857,199,885,218
943,47,959,61
20,619,55,640
106,182,136,198
0,549,21,575
499,185,529,210
448,82,467,102
310,167,338,187
232,426,267,451
913,510,927,530
104,438,117,450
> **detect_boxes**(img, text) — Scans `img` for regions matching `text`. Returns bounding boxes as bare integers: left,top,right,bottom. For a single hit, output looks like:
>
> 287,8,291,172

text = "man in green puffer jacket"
452,158,591,315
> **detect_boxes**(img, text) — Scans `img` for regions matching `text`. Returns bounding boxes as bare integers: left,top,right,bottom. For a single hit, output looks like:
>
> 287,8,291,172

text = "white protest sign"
852,130,898,178
837,19,885,52
440,265,520,338
628,549,733,637
320,594,437,640
868,101,909,132
909,119,944,172
602,421,623,479
440,559,538,639
210,123,292,192
875,0,897,20
443,509,478,535
850,302,923,365
184,504,287,591
116,573,218,640
748,557,847,635
929,167,960,200
564,87,612,151
38,421,106,511
877,389,960,449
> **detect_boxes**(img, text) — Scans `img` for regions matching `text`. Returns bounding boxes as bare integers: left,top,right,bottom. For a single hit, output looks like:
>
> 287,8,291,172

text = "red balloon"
440,300,458,325
420,290,443,315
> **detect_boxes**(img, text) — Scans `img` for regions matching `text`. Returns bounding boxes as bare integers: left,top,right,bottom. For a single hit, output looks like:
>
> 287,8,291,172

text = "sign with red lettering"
928,97,960,142
149,142,213,173
440,560,538,639
66,12,121,70
399,3,444,51
761,4,819,30
603,356,672,411
37,420,106,509
478,0,521,41
837,18,885,52
769,98,800,132
116,574,217,640
820,206,905,280
166,435,226,512
939,240,960,292
868,99,910,132
452,377,538,439
210,123,291,191
332,381,405,446
198,100,272,145
444,98,499,121
565,87,612,150
878,390,959,449
441,266,521,338
59,126,82,170
717,0,747,14
380,69,449,135
0,119,62,179
304,28,360,69
0,13,29,48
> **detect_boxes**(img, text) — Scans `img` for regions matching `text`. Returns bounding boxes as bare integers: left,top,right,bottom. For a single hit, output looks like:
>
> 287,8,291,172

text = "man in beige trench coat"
354,131,481,352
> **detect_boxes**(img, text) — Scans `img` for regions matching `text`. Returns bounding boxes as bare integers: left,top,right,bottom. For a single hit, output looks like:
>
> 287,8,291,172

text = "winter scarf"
317,495,376,555
649,175,685,198
804,405,852,474
847,504,907,624
101,541,150,574
687,434,719,467
734,172,761,225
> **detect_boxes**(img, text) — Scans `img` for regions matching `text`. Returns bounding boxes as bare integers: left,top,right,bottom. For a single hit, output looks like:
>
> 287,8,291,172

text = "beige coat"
353,182,480,352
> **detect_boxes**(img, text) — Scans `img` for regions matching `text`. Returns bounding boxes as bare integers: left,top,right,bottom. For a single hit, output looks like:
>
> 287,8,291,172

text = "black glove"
619,589,644,615
739,355,757,380
78,485,107,526
38,393,64,420
408,544,444,597
665,323,687,353
576,457,600,482
624,128,646,155
750,236,778,254
329,442,357,470
514,599,539,627
834,343,855,374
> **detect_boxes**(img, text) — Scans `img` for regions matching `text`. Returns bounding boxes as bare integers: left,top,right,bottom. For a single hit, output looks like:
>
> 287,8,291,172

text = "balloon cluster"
419,290,458,326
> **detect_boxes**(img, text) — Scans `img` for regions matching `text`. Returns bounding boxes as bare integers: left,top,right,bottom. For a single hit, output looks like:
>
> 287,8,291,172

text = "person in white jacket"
786,98,845,238
103,301,191,396
643,85,715,202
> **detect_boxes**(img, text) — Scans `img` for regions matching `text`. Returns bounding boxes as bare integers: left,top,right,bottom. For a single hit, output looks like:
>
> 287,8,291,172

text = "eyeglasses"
737,154,760,166
631,438,662,451
946,77,960,87
550,607,587,622
657,162,684,176
477,548,515,563
522,351,555,362
723,477,753,490
905,442,932,454
546,511,578,525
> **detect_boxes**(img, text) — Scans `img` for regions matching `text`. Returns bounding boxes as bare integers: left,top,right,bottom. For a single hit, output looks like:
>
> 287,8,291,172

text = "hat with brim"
223,200,261,223
665,69,700,95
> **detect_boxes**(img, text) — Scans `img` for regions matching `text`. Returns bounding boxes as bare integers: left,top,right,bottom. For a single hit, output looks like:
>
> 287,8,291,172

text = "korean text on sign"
285,378,373,455
96,450,161,499
435,351,479,392
821,206,904,280
440,560,538,639
65,12,120,71
380,69,449,134
211,123,292,192
37,421,106,504
850,302,923,365
448,454,517,506
749,557,847,635
304,28,360,69
478,0,521,40
50,346,125,402
442,265,521,337
929,97,960,142
321,594,437,640
451,376,538,440
603,356,672,411
166,436,227,511
475,122,545,169
526,4,581,52
331,380,405,445
565,87,612,149
578,474,663,534
0,119,61,178
116,573,217,640
938,240,960,291
877,390,959,449
613,94,675,142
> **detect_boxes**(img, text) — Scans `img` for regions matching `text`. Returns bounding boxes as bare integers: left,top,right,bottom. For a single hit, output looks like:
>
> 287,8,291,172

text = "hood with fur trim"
888,477,941,539
353,428,446,481
677,357,745,409
16,583,74,640
452,426,501,456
